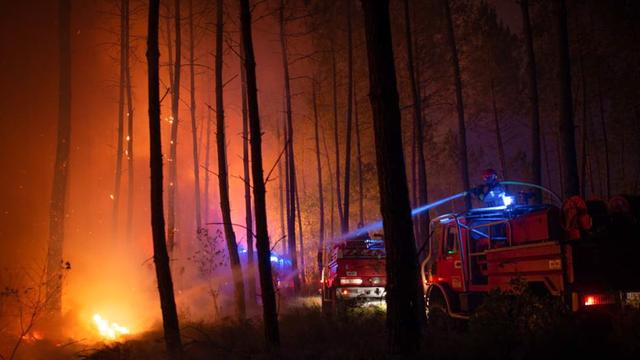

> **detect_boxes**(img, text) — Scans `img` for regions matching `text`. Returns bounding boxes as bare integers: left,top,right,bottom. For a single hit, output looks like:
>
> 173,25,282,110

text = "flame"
92,313,130,340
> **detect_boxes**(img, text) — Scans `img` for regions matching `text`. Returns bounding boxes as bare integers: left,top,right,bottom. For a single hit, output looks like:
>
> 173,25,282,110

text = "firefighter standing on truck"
470,168,507,207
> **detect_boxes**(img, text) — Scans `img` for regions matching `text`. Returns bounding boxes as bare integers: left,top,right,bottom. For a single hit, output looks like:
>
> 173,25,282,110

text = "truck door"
437,224,465,291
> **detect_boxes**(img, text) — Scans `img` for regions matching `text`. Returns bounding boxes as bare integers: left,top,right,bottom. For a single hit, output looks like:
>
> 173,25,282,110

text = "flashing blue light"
270,255,279,262
501,194,514,206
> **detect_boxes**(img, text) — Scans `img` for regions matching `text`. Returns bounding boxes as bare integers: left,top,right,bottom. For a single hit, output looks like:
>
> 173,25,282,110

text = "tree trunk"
360,0,424,355
541,119,552,188
125,0,134,242
294,179,305,284
323,130,336,239
167,0,181,254
240,0,280,347
112,0,127,238
556,133,565,196
403,0,428,246
189,0,202,230
354,82,364,227
215,0,246,320
341,0,354,234
557,0,580,198
579,55,588,197
332,49,344,227
204,103,212,222
596,75,610,198
313,79,325,270
279,0,301,292
277,122,287,254
443,0,471,209
47,0,72,314
146,1,183,356
240,42,257,305
490,80,507,180
521,0,542,196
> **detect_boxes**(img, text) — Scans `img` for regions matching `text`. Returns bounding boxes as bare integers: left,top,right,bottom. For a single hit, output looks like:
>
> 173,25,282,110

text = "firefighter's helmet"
482,168,498,184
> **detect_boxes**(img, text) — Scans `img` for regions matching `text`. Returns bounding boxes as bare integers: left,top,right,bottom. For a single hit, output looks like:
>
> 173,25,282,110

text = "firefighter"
470,168,508,207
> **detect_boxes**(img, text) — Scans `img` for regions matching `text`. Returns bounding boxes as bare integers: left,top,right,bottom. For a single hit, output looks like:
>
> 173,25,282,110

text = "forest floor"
6,292,640,360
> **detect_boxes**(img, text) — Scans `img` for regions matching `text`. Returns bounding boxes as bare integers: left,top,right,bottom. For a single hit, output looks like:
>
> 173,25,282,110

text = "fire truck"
321,233,386,312
421,183,640,319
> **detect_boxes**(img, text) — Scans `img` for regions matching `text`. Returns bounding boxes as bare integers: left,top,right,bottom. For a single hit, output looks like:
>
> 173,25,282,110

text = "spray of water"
335,191,469,243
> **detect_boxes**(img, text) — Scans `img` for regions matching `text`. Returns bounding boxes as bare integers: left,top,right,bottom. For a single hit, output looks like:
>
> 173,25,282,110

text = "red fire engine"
421,184,640,319
321,233,386,312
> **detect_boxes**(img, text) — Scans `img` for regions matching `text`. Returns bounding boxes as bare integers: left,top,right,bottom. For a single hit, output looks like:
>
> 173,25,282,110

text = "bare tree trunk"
541,119,552,188
556,133,565,196
215,0,246,320
167,0,182,254
490,80,507,179
313,79,325,270
279,0,301,292
283,112,292,256
277,123,287,255
323,130,336,240
596,75,610,198
294,180,305,285
354,82,364,227
240,43,257,305
521,0,542,195
112,0,127,238
204,103,212,222
579,55,588,197
240,0,280,347
146,1,183,356
360,0,424,355
557,0,579,198
47,0,72,314
342,0,354,234
125,0,134,242
332,49,344,226
403,0,428,245
189,0,202,230
443,0,471,208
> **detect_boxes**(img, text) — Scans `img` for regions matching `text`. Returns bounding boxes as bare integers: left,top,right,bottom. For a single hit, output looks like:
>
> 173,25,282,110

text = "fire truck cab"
321,233,386,312
421,194,640,318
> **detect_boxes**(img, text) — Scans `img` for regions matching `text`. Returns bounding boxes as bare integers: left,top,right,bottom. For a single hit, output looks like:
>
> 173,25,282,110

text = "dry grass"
79,294,640,360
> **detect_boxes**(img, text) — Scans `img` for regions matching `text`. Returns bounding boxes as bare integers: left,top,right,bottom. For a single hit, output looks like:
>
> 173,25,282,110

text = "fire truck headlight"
340,278,363,285
370,277,381,285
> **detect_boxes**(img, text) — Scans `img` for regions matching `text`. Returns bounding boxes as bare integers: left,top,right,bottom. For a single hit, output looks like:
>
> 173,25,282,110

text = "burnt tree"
521,0,542,197
167,0,181,253
443,0,471,208
47,0,72,314
360,0,423,355
403,0,428,242
240,43,257,305
240,0,280,348
112,0,127,237
341,0,354,234
189,0,202,229
146,0,183,356
215,0,246,319
557,0,580,197
125,0,134,241
279,0,301,292
313,78,325,266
